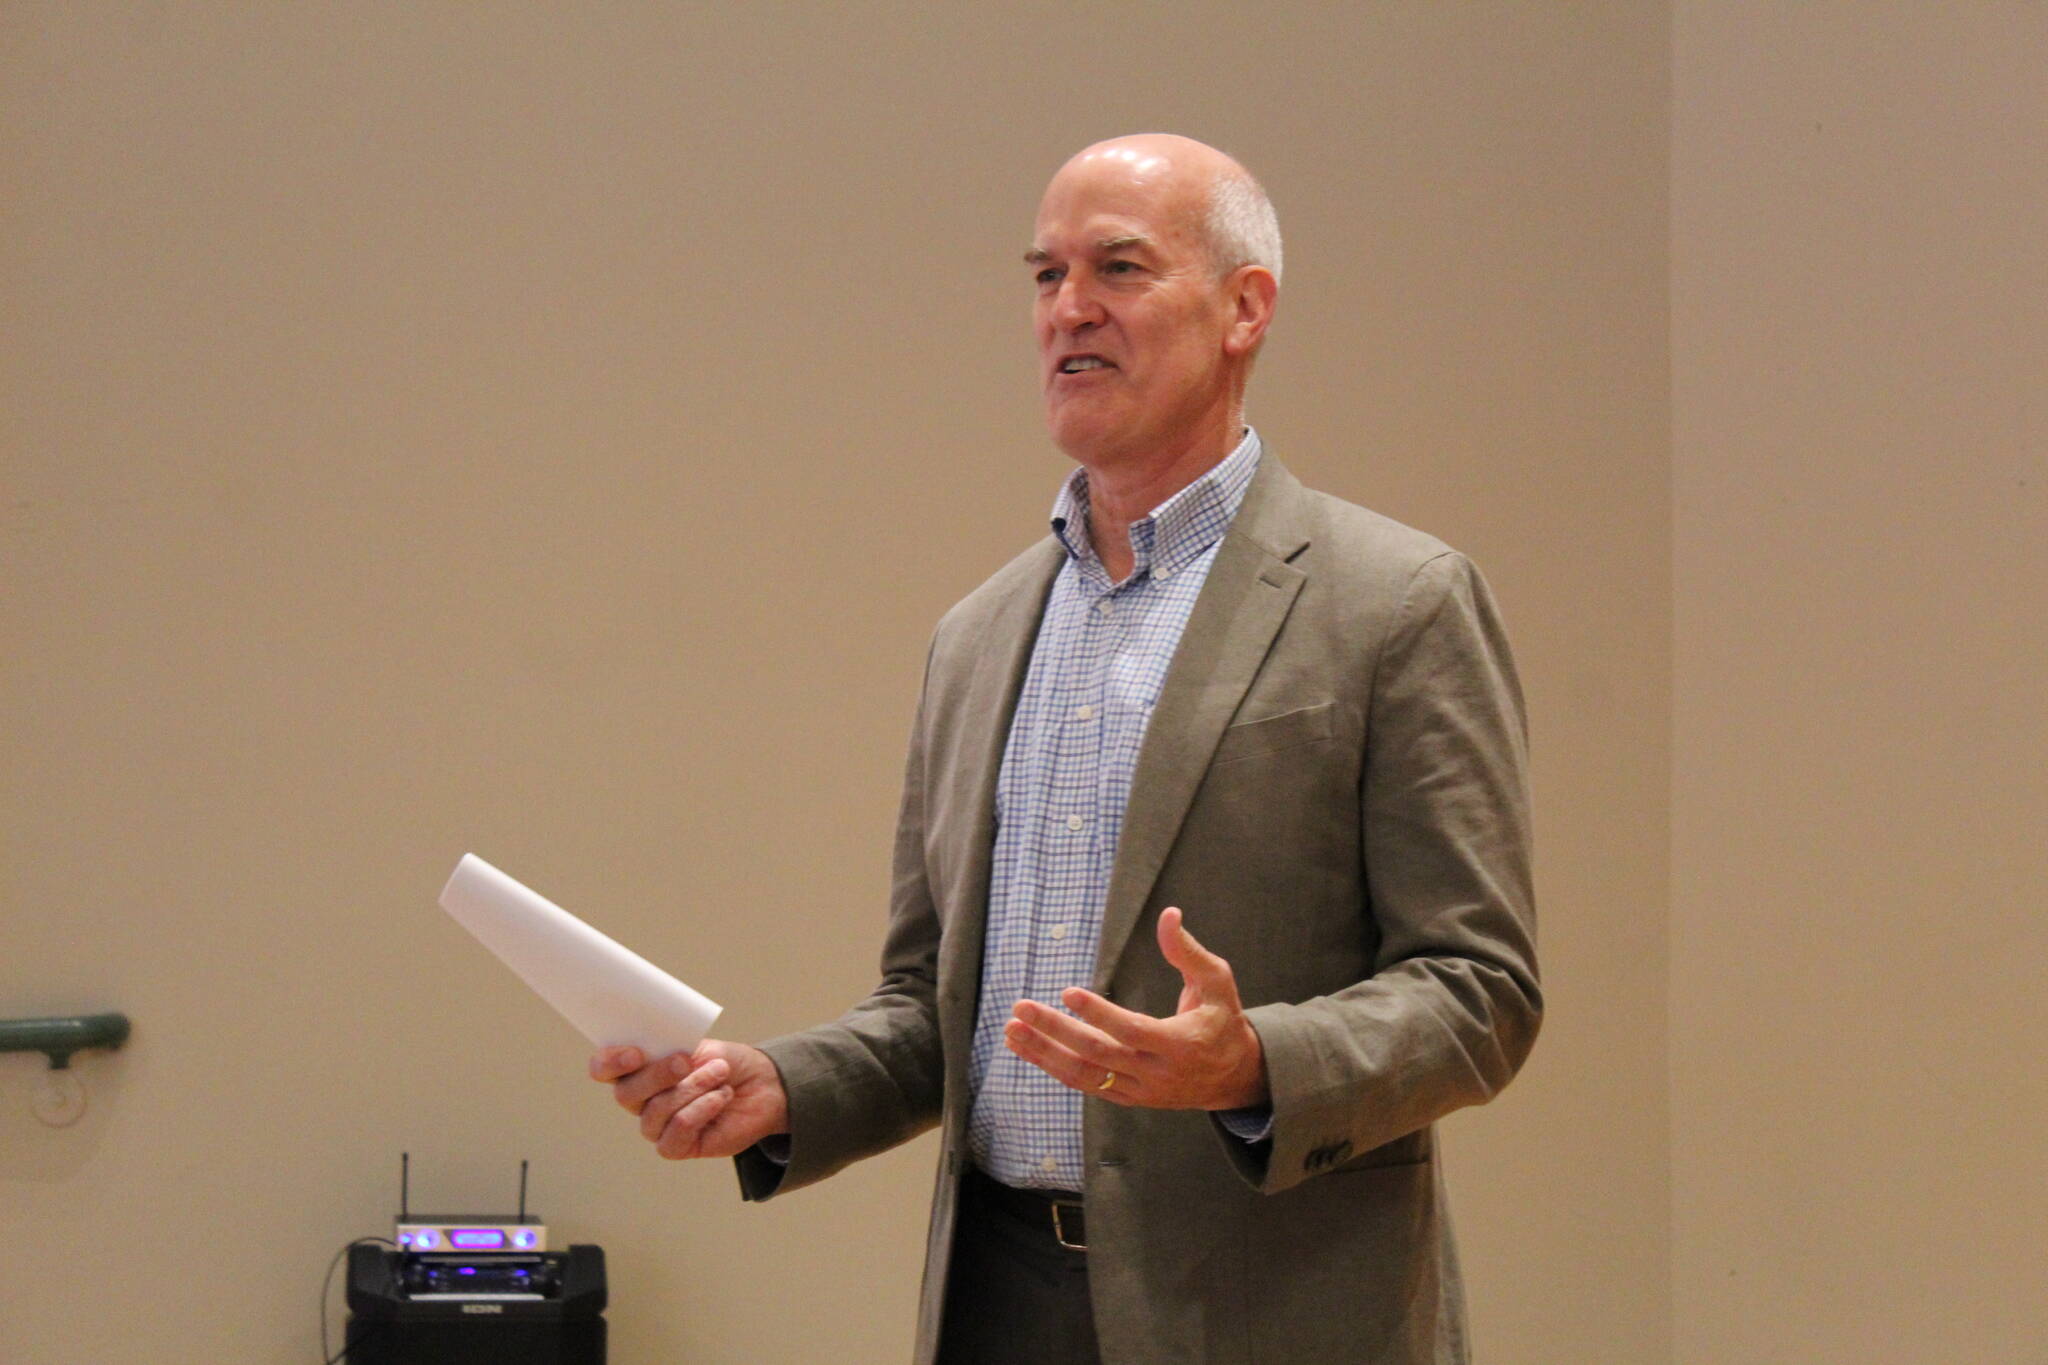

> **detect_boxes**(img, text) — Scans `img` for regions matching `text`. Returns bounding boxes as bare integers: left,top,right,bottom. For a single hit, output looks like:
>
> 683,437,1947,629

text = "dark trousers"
936,1166,1101,1365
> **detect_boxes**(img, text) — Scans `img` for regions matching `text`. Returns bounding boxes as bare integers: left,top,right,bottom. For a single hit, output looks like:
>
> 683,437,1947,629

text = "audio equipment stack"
344,1156,606,1364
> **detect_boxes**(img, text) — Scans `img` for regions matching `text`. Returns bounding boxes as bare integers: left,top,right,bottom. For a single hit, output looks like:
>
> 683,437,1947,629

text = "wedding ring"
1097,1070,1117,1092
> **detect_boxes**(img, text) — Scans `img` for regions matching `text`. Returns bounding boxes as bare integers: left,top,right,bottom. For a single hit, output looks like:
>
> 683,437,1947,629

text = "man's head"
1028,134,1281,471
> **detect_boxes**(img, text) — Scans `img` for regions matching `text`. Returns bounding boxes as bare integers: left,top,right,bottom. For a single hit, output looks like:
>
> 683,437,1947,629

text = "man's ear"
1223,265,1279,359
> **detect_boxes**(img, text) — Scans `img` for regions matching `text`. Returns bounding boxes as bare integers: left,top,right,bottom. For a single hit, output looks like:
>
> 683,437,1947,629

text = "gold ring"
1097,1070,1117,1092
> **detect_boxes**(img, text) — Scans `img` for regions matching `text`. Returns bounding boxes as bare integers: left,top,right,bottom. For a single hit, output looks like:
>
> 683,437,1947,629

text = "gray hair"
1205,171,1283,285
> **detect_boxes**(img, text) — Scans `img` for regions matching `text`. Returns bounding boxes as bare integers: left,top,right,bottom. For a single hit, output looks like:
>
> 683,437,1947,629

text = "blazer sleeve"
1227,550,1541,1194
734,656,948,1201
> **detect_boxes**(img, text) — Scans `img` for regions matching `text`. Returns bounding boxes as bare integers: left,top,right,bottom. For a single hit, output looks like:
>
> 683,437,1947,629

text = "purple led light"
451,1229,506,1250
513,1230,537,1249
414,1229,439,1249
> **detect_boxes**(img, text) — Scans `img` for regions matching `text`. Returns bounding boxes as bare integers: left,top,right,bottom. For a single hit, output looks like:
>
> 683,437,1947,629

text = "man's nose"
1050,275,1105,332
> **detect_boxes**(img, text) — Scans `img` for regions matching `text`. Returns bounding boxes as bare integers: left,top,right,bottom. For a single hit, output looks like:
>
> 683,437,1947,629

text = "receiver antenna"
518,1158,529,1222
400,1151,410,1221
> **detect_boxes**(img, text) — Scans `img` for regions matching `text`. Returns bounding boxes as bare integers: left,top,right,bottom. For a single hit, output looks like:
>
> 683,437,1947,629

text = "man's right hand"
589,1039,790,1161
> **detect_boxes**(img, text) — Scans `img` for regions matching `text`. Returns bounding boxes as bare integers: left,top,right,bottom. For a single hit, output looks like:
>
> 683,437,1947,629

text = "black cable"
324,1318,384,1365
321,1237,394,1364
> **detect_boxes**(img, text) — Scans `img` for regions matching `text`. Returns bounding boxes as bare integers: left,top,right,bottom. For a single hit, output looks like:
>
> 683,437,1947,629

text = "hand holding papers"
437,853,722,1059
440,853,787,1161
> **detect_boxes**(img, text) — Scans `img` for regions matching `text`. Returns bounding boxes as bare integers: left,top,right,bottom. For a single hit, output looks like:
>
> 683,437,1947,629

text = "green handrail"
0,1013,131,1069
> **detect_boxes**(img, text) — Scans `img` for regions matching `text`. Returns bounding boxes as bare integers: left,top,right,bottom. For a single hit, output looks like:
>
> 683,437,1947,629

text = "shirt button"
1094,600,1112,616
1040,1154,1058,1173
1065,814,1084,832
1050,923,1068,941
1076,704,1095,720
1156,567,1172,581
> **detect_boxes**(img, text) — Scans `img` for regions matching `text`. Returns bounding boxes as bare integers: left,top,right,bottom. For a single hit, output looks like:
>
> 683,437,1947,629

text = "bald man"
593,135,1540,1365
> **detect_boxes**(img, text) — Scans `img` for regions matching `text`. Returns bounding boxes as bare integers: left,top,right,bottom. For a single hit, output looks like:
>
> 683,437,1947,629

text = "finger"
636,1082,689,1142
1056,988,1176,1052
1012,999,1149,1072
590,1045,645,1083
611,1050,701,1115
1003,1019,1138,1105
1156,908,1242,1009
637,1058,731,1143
1005,1017,1125,1097
657,1086,734,1160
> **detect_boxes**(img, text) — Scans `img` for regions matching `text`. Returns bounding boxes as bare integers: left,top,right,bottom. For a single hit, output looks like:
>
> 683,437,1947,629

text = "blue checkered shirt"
967,428,1268,1191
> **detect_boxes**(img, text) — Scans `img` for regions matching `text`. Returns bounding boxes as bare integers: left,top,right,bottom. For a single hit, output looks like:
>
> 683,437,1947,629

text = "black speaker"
345,1242,607,1365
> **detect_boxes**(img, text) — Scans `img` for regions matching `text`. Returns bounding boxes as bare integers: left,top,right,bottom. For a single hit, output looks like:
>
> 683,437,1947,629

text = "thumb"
1157,907,1239,1006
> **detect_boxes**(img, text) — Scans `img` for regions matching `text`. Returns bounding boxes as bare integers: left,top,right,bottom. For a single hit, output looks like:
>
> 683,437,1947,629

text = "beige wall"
1670,4,2047,1363
3,3,1665,1362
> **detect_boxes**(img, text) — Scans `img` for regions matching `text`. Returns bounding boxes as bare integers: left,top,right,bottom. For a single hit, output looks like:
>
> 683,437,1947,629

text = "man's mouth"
1057,355,1114,375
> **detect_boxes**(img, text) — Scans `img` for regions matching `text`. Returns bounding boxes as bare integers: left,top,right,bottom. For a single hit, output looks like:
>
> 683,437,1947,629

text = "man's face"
1029,147,1239,468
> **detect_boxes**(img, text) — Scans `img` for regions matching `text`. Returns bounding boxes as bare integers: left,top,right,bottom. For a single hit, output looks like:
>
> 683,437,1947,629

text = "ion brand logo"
461,1304,504,1314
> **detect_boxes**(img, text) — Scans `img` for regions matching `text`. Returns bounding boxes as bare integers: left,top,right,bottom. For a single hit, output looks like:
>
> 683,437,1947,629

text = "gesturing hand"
1003,907,1269,1111
589,1038,790,1161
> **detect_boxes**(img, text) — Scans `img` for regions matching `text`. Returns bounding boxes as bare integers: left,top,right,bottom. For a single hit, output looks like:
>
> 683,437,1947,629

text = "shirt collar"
1050,427,1263,586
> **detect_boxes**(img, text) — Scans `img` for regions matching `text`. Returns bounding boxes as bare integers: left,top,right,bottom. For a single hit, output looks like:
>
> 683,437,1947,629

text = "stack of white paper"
437,853,721,1060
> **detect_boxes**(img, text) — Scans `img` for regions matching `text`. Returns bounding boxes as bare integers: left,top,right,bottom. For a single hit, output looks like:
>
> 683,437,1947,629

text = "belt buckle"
1051,1200,1086,1252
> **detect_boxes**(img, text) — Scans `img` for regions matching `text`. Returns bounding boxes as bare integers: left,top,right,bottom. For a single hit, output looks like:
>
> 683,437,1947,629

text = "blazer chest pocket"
1211,701,1335,765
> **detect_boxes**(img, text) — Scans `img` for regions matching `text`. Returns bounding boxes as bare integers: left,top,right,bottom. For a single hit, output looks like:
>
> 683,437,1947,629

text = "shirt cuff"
1216,1106,1275,1144
756,1134,793,1165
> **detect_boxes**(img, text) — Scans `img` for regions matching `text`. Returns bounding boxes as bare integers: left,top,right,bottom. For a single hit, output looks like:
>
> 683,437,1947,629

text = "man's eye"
1102,260,1138,275
1035,267,1062,285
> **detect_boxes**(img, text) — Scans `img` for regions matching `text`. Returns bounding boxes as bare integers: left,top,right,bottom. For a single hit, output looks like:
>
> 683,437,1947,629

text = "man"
592,134,1540,1364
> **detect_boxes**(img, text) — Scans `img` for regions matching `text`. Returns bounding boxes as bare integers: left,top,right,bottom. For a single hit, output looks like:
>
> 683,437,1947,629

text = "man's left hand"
1003,906,1269,1111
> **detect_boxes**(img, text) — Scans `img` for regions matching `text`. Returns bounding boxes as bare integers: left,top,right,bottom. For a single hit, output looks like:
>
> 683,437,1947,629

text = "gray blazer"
739,454,1541,1364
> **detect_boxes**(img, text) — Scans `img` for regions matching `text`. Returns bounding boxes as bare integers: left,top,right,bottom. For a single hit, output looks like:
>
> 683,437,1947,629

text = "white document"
437,853,721,1060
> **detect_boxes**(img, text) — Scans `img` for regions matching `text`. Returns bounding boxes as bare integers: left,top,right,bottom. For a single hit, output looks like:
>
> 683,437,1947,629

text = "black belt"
964,1164,1088,1252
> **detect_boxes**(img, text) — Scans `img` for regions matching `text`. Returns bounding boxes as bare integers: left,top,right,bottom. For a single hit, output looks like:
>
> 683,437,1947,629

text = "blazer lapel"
1092,458,1311,989
937,540,1063,1068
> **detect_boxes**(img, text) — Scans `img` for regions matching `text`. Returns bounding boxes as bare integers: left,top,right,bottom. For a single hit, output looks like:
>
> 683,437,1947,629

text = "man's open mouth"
1058,355,1114,374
